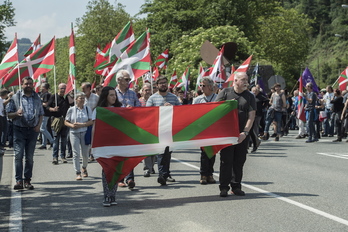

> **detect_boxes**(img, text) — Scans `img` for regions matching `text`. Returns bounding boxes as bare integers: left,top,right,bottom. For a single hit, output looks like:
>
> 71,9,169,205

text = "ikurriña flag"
92,100,240,188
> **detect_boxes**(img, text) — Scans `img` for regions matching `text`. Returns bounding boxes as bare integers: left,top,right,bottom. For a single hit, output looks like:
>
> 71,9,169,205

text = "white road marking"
317,152,348,160
172,157,348,227
9,156,22,232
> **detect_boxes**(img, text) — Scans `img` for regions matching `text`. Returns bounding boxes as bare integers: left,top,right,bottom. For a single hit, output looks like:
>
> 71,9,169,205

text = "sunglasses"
200,85,206,87
124,78,131,81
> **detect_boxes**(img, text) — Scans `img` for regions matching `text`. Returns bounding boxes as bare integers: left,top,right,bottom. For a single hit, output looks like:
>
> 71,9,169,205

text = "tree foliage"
0,0,15,53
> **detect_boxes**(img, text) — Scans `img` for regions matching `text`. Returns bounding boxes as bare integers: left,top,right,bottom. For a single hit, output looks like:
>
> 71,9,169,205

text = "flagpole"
331,77,339,88
150,66,153,94
54,65,57,107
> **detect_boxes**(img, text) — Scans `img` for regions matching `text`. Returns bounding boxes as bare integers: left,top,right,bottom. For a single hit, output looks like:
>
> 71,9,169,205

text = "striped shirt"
146,92,181,106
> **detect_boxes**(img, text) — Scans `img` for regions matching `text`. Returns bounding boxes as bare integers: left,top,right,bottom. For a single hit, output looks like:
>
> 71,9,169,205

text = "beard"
23,86,33,94
158,86,168,93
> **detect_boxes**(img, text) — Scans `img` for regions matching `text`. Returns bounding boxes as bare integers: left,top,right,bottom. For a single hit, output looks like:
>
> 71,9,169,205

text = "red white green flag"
195,63,205,92
225,55,252,84
338,67,348,91
94,42,113,76
109,21,135,62
174,66,190,93
223,64,236,88
0,34,18,81
103,29,151,87
65,25,76,95
155,49,169,69
92,100,239,188
168,69,177,89
2,37,55,87
297,75,306,122
209,45,226,83
152,66,159,82
24,34,41,57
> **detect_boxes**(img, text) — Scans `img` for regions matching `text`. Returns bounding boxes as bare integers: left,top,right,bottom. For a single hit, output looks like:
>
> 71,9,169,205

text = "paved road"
1,130,348,231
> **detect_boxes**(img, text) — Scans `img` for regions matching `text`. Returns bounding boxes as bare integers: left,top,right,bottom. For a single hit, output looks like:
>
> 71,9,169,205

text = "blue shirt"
116,87,140,107
146,92,181,106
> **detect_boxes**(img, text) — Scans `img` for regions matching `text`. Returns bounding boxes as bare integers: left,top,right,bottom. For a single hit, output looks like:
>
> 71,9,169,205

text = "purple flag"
299,67,319,93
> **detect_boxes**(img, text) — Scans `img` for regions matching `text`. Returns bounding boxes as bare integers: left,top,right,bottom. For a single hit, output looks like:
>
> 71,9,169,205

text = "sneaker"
89,155,95,162
24,180,34,190
103,197,111,207
207,175,216,184
52,158,58,165
274,137,279,141
200,176,208,185
271,133,277,138
151,169,156,174
332,139,342,142
157,176,166,185
76,174,83,180
118,182,127,187
82,168,88,177
220,189,228,197
110,196,118,206
61,158,68,163
295,135,302,139
232,188,245,196
14,181,23,190
305,139,314,143
144,171,150,177
38,145,47,150
166,176,176,182
66,154,73,158
127,180,135,189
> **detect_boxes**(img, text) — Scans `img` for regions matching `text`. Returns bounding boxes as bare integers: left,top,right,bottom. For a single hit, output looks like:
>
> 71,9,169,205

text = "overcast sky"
5,0,145,43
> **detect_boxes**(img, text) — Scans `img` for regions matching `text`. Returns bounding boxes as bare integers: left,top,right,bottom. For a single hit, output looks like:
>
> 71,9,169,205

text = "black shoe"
157,176,166,185
38,145,47,150
274,137,279,141
151,169,155,174
305,139,314,143
24,180,34,190
144,171,150,177
220,189,228,197
271,133,277,138
322,134,328,137
166,176,176,182
66,154,73,158
52,158,58,165
127,180,135,189
14,181,23,190
251,147,257,153
232,189,245,196
332,139,342,142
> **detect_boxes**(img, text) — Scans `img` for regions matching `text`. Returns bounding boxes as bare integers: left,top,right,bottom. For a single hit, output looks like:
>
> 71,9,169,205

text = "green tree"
0,0,15,53
257,7,313,86
72,0,132,85
169,25,258,88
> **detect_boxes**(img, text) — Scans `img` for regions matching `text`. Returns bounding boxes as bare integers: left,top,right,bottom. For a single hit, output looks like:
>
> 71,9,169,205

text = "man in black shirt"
215,72,256,197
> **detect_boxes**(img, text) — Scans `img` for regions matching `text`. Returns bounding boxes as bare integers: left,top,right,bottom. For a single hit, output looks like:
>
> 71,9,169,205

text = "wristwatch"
243,131,249,136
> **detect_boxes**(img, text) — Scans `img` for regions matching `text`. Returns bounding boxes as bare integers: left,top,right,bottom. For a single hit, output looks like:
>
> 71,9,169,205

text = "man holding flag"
7,77,44,190
215,72,256,197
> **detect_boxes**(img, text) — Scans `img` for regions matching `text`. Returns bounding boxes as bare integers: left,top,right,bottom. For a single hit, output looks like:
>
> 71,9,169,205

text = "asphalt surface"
0,130,348,232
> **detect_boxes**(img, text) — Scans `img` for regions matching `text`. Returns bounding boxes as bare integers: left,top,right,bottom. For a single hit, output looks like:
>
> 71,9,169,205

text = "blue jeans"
323,109,334,135
40,116,54,146
307,109,317,140
53,126,68,159
264,111,283,135
13,126,39,182
157,147,172,178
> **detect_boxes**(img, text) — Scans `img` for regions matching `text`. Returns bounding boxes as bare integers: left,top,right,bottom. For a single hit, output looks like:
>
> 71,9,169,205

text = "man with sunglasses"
193,77,217,185
115,69,141,189
7,76,44,190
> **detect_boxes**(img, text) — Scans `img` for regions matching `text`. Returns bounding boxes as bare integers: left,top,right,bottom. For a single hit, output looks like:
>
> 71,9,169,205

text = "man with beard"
146,76,181,185
215,72,256,197
7,77,44,190
47,83,72,164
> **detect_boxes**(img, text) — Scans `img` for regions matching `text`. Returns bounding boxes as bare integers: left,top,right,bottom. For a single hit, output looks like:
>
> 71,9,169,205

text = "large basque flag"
92,100,239,189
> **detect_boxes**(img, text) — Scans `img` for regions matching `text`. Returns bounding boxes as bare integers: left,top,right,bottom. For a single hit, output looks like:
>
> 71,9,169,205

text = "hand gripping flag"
0,34,18,81
2,37,55,87
338,67,348,91
92,100,239,189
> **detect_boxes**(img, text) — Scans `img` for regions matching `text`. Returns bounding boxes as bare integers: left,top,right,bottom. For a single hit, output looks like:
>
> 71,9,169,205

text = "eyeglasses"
200,85,206,87
158,82,167,85
124,78,131,81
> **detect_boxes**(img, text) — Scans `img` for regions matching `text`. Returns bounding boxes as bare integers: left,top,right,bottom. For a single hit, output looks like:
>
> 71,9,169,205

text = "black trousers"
219,136,248,191
200,148,216,176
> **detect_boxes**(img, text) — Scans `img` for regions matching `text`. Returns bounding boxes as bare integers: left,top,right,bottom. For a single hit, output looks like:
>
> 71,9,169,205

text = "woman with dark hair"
92,86,122,207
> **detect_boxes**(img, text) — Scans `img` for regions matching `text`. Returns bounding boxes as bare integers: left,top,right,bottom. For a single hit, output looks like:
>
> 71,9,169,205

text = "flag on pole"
297,75,306,122
103,29,151,87
65,24,76,95
168,69,178,89
155,49,169,69
299,67,319,93
222,64,236,88
209,45,226,83
94,43,113,76
175,67,190,94
92,100,240,188
109,21,135,62
338,67,348,91
0,34,18,81
152,66,159,82
195,64,205,92
223,55,252,87
24,34,41,57
2,37,55,87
